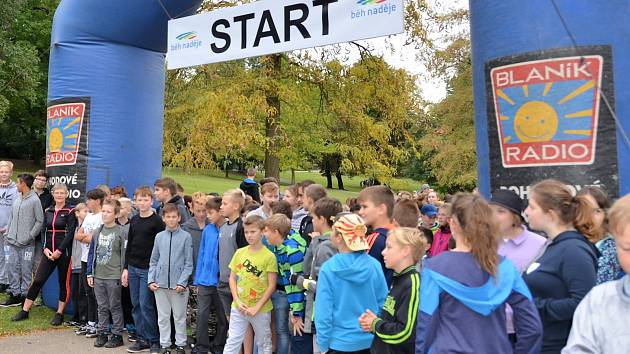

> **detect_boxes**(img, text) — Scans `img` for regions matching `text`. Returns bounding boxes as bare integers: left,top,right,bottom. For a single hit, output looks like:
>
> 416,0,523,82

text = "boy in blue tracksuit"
315,213,388,354
192,197,227,354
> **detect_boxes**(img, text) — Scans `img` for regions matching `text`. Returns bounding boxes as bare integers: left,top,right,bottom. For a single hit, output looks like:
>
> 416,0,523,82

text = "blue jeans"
128,265,159,345
272,291,290,354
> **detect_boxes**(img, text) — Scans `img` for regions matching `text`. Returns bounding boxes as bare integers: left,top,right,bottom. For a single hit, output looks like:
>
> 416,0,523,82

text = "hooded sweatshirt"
315,251,388,353
239,178,260,203
415,252,542,354
158,195,190,224
0,181,18,234
148,226,194,289
296,232,337,333
523,230,597,354
6,190,44,247
181,217,209,273
562,275,630,354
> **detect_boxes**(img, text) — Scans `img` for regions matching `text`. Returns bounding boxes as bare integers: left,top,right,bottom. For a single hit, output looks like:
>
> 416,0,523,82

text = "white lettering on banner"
499,181,603,200
167,0,404,69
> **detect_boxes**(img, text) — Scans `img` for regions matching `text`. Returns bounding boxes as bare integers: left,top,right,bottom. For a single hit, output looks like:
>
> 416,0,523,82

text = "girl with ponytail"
415,193,542,354
522,179,598,354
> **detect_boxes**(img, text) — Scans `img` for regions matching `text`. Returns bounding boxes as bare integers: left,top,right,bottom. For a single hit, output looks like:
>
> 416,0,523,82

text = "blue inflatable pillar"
43,0,202,312
470,1,629,199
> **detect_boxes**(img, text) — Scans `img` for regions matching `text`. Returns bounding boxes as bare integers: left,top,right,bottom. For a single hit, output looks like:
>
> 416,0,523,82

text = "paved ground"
0,329,194,354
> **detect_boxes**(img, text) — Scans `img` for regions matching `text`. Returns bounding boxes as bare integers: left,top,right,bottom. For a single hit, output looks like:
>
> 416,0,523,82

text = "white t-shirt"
80,212,103,262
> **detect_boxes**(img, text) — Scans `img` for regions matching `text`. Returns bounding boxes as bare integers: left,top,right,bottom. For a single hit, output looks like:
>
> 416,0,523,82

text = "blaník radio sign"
485,46,619,198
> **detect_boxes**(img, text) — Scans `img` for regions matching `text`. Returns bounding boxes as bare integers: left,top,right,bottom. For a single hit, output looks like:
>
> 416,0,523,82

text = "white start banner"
167,0,404,69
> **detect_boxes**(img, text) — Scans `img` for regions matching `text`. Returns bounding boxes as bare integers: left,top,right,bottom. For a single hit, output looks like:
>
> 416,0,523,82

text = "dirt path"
0,329,192,354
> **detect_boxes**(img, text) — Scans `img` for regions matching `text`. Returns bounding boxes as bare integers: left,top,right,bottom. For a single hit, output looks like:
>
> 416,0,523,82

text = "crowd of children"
1,161,629,354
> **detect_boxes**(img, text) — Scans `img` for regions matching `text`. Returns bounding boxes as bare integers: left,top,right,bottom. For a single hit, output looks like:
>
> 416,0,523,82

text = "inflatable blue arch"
470,1,629,199
44,0,630,311
43,0,202,313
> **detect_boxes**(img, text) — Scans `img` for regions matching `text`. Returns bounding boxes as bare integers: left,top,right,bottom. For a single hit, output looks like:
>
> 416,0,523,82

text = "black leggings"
26,253,71,302
80,261,98,322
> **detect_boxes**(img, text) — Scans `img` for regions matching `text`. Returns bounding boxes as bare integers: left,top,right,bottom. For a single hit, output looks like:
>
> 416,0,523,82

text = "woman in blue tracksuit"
415,193,542,354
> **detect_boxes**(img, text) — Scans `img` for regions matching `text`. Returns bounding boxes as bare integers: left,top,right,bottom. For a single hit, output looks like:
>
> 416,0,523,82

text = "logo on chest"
383,295,396,316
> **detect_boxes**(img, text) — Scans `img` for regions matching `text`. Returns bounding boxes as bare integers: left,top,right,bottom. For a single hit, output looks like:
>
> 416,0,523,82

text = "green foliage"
419,45,477,192
0,0,58,161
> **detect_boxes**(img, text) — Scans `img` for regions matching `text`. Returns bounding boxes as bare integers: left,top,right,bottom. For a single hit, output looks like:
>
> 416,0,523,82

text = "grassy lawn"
164,167,421,201
0,293,60,337
7,160,422,201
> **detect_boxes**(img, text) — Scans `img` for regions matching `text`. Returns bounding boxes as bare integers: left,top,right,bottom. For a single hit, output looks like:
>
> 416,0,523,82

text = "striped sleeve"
373,272,420,345
285,242,306,317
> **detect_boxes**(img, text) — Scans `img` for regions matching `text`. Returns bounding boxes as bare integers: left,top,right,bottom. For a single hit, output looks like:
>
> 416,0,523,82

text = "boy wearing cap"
420,204,439,233
314,213,388,354
489,189,546,345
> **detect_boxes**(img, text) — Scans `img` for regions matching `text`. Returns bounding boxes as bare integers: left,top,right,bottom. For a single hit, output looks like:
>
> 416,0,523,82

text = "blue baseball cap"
420,204,438,217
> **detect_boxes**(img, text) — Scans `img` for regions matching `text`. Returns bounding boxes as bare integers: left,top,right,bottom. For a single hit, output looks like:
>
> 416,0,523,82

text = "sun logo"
491,55,603,167
46,103,85,167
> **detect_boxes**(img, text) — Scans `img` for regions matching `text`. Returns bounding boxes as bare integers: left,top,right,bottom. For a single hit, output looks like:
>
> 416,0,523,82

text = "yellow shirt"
229,245,278,313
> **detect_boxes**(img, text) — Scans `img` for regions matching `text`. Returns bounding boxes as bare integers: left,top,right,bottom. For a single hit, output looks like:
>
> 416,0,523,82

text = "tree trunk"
336,171,345,190
291,168,296,185
264,55,281,182
325,165,333,189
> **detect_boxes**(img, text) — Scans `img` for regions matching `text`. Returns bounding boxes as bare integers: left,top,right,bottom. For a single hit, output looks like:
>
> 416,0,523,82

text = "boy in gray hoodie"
562,194,630,354
0,160,18,293
291,197,341,353
148,203,193,354
2,173,44,306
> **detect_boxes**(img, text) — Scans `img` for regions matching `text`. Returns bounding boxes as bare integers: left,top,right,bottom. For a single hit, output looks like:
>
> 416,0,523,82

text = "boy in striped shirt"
264,214,306,354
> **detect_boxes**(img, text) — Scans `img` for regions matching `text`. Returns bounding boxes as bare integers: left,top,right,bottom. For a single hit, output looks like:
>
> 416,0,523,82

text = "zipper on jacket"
168,231,172,288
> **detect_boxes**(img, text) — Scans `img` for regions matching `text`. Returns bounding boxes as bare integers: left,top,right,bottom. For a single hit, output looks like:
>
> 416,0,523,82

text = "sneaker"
128,333,138,342
159,348,171,354
64,320,81,327
105,334,124,348
175,346,185,354
51,312,64,326
11,310,29,321
75,325,89,335
150,343,162,354
85,326,98,338
0,284,7,293
94,333,109,347
127,341,150,353
0,295,22,307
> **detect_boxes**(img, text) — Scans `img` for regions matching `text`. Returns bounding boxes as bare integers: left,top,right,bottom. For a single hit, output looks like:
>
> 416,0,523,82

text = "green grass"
164,167,421,201
6,159,422,200
0,293,60,337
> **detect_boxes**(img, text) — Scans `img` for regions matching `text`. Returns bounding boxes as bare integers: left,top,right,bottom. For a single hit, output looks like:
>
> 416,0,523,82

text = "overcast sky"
346,0,469,103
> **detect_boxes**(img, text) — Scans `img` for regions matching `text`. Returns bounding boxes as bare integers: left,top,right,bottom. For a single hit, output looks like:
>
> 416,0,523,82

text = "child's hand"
245,304,261,317
149,283,159,292
291,316,304,336
175,285,185,293
121,270,128,287
359,309,378,332
87,277,94,288
43,248,53,259
237,302,249,315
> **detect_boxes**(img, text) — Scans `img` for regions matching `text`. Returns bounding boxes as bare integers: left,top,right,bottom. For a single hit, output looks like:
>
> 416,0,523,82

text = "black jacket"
38,188,54,212
371,266,420,354
239,179,261,203
523,230,597,353
42,204,77,254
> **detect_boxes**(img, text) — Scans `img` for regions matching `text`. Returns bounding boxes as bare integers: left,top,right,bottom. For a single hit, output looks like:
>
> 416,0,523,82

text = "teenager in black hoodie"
154,177,190,224
239,168,260,203
359,227,424,354
523,179,598,354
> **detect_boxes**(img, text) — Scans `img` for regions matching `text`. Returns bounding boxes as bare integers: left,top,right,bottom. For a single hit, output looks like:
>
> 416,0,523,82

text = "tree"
0,0,58,162
419,42,476,192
